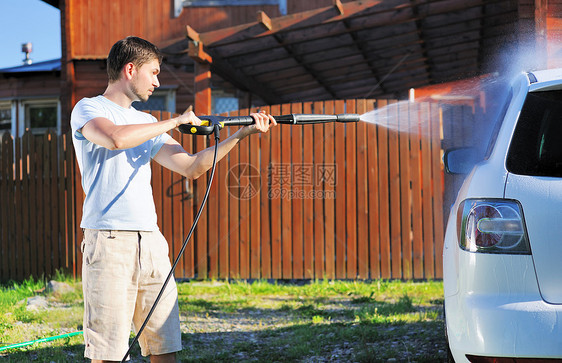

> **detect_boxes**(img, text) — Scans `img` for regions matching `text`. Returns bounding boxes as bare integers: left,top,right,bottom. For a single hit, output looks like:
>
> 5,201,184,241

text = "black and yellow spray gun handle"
178,114,361,136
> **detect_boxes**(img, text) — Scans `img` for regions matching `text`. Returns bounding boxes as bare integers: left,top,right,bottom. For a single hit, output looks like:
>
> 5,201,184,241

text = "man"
70,36,276,363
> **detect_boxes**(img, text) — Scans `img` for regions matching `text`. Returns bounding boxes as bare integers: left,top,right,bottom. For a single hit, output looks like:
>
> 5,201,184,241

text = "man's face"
130,58,160,103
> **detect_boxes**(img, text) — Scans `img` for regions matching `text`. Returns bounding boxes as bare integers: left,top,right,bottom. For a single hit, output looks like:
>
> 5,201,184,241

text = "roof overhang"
0,59,61,74
41,0,59,9
164,0,521,104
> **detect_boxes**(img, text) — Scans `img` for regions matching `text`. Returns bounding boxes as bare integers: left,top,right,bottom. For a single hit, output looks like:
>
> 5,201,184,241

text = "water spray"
122,113,359,362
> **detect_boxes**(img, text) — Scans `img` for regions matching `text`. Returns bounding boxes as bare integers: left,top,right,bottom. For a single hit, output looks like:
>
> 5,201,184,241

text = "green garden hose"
0,331,82,352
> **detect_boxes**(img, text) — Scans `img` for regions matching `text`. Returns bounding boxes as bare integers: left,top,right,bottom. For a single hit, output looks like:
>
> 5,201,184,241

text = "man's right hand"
175,110,202,128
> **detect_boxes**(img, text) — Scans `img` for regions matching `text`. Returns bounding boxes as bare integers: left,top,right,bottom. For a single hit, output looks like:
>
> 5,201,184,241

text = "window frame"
0,100,16,136
176,0,287,16
18,98,61,136
132,87,177,113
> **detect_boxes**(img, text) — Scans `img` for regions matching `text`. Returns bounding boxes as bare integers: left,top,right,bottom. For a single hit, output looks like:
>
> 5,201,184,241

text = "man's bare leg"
150,352,177,363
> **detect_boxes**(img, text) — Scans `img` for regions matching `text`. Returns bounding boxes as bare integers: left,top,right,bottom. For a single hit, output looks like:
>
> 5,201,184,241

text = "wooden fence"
0,99,473,282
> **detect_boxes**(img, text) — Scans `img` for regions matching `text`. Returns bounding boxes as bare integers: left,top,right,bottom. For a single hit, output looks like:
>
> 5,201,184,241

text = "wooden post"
194,62,212,115
187,26,213,115
534,0,548,69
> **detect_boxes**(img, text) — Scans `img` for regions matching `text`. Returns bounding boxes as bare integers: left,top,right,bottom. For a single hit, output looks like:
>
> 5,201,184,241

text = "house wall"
0,74,61,99
0,73,62,135
72,60,194,114
66,0,283,59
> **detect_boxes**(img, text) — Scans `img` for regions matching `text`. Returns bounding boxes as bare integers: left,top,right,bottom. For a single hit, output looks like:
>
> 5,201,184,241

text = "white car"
443,69,562,362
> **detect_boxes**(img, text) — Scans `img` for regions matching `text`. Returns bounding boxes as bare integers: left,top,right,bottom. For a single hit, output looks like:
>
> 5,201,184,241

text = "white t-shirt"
70,95,170,231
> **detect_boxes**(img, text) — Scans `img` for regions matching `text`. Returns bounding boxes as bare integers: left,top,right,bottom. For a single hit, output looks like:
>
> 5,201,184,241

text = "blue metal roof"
0,58,61,73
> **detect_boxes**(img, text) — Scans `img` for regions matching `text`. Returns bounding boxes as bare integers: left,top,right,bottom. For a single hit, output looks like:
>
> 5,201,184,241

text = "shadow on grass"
0,299,446,363
179,320,447,363
177,297,447,363
0,338,145,363
0,343,87,363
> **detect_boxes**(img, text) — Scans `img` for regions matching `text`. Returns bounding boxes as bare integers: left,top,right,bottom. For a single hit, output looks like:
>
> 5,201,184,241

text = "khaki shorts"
81,229,181,360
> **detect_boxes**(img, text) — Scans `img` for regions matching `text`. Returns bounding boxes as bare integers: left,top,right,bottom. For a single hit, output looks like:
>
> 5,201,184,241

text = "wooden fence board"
196,129,209,279
323,100,336,280
334,100,346,279
15,136,24,280
27,132,38,278
9,133,15,279
228,110,240,278
291,102,304,279
58,134,67,272
302,102,314,279
259,105,272,279
377,100,391,279
399,103,413,280
22,134,31,278
56,132,63,272
388,101,402,279
432,104,445,279
410,103,424,279
1,133,11,281
50,131,60,276
269,104,282,279
312,101,325,279
207,127,219,279
281,103,292,279
74,149,84,278
249,107,261,279
218,128,229,279
345,99,358,279
182,131,195,278
366,103,380,279
65,133,75,277
8,135,16,279
420,103,435,279
44,133,52,276
239,107,250,279
356,99,369,279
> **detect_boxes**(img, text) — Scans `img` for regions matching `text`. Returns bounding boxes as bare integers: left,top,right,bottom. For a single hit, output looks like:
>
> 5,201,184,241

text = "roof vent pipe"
22,42,32,65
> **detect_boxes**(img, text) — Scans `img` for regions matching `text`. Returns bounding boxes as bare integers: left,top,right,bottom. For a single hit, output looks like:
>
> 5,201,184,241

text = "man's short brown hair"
106,36,163,82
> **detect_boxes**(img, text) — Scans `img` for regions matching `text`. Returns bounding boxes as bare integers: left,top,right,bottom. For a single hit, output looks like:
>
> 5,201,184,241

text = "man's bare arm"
80,111,200,150
153,112,276,179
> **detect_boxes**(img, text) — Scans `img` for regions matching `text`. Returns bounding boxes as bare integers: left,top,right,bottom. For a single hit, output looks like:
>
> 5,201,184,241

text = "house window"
212,94,239,115
132,88,176,113
0,102,11,134
179,0,287,15
20,99,60,135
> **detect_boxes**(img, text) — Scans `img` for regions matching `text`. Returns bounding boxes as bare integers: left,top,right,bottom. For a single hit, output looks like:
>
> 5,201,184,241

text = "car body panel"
505,174,562,304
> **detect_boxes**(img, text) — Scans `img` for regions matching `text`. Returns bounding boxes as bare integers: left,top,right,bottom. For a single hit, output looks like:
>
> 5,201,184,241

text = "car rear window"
507,90,562,177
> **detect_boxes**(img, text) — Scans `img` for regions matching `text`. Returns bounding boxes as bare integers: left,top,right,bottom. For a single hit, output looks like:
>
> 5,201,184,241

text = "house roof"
163,0,521,104
0,59,61,74
40,0,59,9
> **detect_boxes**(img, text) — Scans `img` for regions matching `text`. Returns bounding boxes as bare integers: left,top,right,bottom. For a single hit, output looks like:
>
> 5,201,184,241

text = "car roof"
527,68,562,84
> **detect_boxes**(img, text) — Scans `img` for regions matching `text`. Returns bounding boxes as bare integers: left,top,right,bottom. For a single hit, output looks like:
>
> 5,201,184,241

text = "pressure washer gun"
178,114,361,135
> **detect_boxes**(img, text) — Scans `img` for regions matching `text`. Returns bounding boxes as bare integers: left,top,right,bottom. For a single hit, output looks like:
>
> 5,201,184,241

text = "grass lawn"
0,276,446,362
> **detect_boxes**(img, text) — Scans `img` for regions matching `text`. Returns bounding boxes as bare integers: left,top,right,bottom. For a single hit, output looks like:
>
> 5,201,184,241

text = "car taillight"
457,199,531,254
